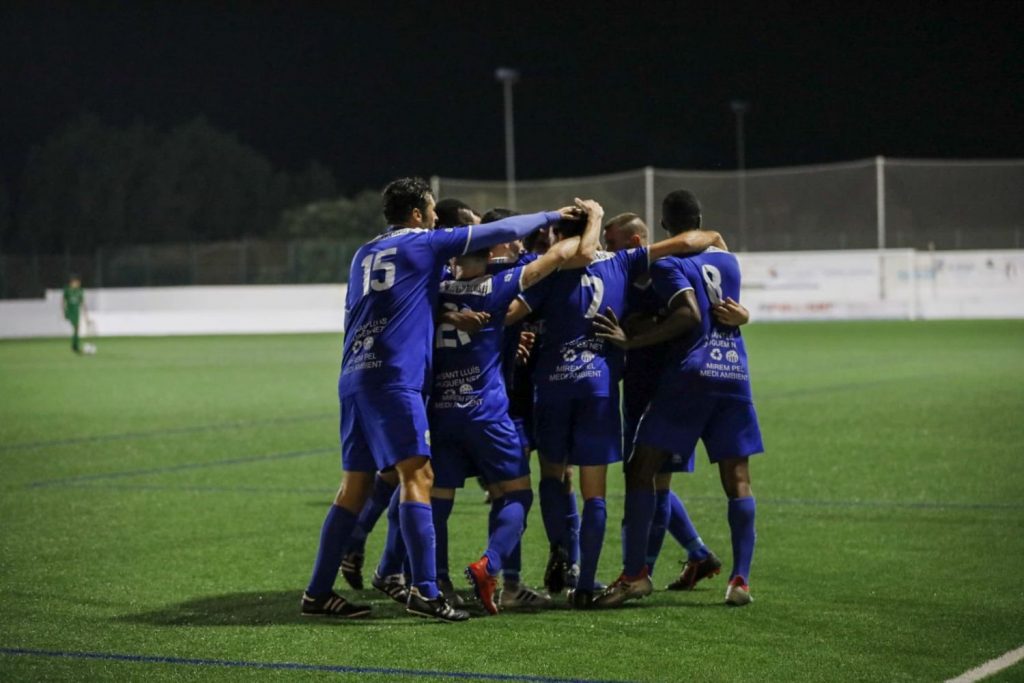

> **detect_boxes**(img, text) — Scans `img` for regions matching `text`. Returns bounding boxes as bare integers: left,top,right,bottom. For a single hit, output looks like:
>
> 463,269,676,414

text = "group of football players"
300,177,763,621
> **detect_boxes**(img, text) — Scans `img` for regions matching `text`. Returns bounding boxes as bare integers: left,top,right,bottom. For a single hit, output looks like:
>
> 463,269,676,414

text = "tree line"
0,114,386,255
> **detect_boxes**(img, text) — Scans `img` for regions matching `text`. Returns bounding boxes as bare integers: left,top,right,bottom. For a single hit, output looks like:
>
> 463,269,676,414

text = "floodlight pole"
496,67,520,209
731,99,749,251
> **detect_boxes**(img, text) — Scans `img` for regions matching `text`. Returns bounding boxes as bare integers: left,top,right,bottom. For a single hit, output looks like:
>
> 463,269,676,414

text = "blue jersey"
650,247,753,402
624,276,670,393
489,252,539,390
520,247,650,398
338,226,472,397
430,265,526,423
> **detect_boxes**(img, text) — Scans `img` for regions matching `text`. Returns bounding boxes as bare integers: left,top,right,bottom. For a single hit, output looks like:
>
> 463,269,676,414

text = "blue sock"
490,497,522,583
431,497,454,582
488,496,500,538
484,490,533,576
348,475,396,554
667,491,709,561
578,497,607,592
538,478,565,548
504,544,522,584
375,487,406,576
728,497,756,582
623,490,656,576
306,505,358,596
399,501,439,599
645,490,671,575
564,491,581,567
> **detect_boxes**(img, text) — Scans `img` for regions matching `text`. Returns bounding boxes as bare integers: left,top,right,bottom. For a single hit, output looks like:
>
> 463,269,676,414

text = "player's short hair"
383,177,433,224
661,190,702,233
604,213,647,241
553,212,587,239
481,207,518,224
435,198,476,228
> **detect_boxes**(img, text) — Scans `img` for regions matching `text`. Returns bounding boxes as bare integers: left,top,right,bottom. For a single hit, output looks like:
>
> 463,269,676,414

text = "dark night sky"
1,1,1022,192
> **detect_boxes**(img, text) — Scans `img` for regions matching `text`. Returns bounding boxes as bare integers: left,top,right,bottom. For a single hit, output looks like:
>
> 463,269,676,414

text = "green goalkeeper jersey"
63,286,83,322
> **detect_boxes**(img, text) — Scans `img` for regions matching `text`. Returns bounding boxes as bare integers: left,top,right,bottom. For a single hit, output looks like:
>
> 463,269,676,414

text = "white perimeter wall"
740,249,1024,321
0,284,347,339
1,250,1022,339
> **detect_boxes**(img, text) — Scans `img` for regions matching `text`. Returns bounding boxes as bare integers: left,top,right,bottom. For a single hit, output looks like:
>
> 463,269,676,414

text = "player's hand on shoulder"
710,231,729,251
592,307,630,349
712,297,749,326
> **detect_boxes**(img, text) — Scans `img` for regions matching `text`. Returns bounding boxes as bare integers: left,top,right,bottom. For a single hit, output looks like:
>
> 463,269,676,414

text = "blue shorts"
534,394,622,466
430,416,529,489
622,373,694,473
340,388,431,472
512,416,533,454
635,389,764,464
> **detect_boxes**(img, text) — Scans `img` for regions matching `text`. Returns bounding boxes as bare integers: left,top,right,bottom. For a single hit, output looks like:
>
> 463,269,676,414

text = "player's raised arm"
461,208,577,255
558,198,603,270
520,236,581,290
647,229,727,261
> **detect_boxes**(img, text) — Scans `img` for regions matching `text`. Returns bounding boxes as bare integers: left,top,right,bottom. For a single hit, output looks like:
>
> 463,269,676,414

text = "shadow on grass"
116,586,725,627
115,590,437,626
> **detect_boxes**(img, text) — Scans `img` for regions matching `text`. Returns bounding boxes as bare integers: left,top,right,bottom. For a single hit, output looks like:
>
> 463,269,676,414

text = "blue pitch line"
0,413,335,453
679,494,1024,511
27,447,335,488
0,647,633,683
26,479,1024,511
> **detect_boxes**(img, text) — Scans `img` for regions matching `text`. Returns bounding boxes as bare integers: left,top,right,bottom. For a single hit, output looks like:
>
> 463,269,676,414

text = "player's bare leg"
719,457,755,606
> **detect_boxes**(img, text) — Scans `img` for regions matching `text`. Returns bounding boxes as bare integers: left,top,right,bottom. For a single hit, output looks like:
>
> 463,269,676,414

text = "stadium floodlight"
731,99,750,251
495,67,520,209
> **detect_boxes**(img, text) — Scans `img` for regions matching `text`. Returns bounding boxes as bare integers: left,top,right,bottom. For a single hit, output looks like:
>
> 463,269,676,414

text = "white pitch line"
946,644,1024,683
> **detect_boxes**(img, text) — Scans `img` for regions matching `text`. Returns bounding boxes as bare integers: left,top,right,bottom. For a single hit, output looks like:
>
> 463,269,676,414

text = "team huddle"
301,177,764,621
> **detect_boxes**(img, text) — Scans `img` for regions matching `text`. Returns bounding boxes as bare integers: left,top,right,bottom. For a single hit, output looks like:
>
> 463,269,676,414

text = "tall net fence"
883,159,1024,249
439,158,1024,252
2,158,1021,299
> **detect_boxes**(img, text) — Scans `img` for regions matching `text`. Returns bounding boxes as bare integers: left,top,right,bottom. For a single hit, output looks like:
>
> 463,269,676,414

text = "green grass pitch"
1,321,1023,682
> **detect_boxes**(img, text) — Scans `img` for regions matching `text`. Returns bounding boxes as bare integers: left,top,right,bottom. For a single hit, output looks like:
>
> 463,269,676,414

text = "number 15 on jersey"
361,248,397,294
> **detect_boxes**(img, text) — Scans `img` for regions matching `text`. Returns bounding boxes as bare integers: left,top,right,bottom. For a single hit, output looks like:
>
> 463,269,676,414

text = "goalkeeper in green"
62,275,85,353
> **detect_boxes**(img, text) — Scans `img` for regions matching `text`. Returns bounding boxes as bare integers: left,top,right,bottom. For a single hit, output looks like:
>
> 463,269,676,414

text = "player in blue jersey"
603,214,749,593
593,189,763,607
478,208,556,609
302,177,575,621
507,214,727,608
429,199,603,615
339,199,483,592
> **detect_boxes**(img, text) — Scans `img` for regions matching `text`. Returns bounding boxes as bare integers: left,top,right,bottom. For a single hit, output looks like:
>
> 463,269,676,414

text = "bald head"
603,213,648,252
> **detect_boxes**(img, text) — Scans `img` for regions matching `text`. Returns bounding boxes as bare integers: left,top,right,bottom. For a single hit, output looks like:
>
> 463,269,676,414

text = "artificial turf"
1,321,1022,682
